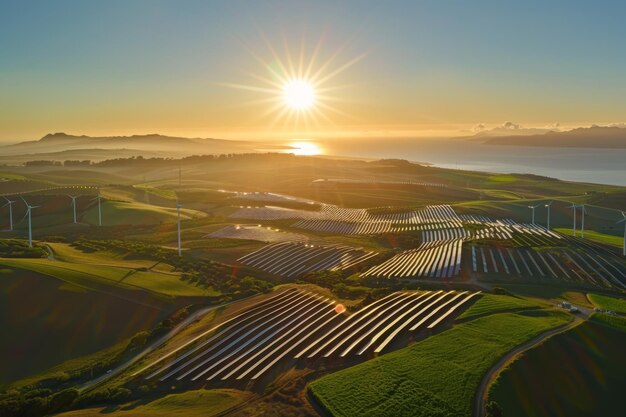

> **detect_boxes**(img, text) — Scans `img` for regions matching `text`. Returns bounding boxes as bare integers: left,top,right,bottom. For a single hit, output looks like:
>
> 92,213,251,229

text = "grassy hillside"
55,389,251,417
0,257,215,297
309,310,571,417
0,267,170,384
587,293,626,313
83,200,205,226
488,315,626,417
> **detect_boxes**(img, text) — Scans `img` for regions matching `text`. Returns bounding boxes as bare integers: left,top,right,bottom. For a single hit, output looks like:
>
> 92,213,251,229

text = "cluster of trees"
23,160,62,166
0,240,46,258
22,159,92,167
0,388,78,417
63,160,92,167
83,152,297,168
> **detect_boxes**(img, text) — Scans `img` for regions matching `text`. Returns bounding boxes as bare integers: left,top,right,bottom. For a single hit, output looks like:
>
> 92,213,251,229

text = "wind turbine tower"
93,194,103,226
68,195,79,223
3,197,15,231
568,203,577,237
618,211,626,257
580,204,587,238
176,200,182,256
528,204,540,224
545,201,553,231
21,197,39,247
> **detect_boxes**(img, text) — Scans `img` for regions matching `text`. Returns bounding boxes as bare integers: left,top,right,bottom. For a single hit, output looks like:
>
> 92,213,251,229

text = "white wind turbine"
568,203,577,237
3,196,15,231
545,201,553,231
176,200,182,256
528,204,540,225
618,211,626,257
68,195,79,224
580,204,587,238
20,196,39,247
92,194,103,226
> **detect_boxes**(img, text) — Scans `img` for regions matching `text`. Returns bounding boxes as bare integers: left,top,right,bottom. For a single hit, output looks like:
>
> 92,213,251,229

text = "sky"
1,0,625,141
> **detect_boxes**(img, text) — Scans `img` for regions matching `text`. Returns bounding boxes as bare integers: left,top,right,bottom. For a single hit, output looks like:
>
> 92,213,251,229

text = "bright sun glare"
282,79,315,110
223,34,366,127
289,141,320,155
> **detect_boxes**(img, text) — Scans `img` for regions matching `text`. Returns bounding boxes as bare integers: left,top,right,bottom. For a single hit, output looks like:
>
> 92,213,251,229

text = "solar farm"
134,288,480,386
1,155,624,417
227,199,626,291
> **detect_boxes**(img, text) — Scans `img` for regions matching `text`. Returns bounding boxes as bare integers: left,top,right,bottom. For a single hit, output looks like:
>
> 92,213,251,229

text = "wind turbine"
20,197,39,247
176,200,182,256
618,211,626,257
3,197,15,231
92,194,103,226
568,203,577,237
528,204,540,225
68,195,79,224
580,204,587,238
545,201,553,231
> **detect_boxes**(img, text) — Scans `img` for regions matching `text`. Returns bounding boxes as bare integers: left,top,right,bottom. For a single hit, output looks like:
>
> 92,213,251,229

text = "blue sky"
1,0,625,140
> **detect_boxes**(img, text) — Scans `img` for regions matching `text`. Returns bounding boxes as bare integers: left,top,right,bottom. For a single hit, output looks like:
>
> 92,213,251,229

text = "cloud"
501,121,521,130
472,123,487,132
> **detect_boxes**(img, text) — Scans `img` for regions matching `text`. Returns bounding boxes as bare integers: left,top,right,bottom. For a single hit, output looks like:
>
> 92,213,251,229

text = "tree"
486,401,503,417
48,389,78,413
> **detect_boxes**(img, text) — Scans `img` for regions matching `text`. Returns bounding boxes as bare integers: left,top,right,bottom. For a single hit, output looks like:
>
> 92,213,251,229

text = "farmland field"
456,294,541,321
587,293,626,313
488,315,626,417
309,310,571,417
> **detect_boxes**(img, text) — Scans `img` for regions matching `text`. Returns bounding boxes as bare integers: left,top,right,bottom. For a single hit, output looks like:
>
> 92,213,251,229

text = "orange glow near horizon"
288,141,321,155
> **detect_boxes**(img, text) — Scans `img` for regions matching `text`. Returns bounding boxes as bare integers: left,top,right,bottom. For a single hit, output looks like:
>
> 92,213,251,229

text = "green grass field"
46,242,176,271
457,294,541,321
309,310,571,417
83,200,205,226
55,389,251,417
488,315,626,417
587,293,626,313
556,227,624,247
0,257,215,297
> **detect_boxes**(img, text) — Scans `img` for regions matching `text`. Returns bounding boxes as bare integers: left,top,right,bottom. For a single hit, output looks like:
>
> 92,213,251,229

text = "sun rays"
222,33,367,129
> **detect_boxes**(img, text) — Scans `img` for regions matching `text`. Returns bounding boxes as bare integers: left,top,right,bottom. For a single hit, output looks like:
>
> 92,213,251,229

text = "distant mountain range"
0,132,261,161
476,126,626,148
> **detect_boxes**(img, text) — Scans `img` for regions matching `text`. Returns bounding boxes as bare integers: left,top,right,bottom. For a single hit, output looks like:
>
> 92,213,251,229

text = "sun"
282,79,315,110
222,33,366,128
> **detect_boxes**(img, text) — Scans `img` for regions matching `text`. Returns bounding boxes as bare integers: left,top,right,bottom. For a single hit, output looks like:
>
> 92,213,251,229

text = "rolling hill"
481,126,626,149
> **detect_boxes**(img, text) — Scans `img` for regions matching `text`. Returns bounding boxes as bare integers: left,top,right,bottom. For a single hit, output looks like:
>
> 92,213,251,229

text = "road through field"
473,310,587,417
78,301,228,392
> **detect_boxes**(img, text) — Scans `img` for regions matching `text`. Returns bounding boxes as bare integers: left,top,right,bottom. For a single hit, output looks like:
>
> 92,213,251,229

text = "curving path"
473,313,585,417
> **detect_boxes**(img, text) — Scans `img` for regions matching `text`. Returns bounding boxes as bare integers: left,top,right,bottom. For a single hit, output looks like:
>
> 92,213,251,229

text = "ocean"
313,137,626,186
